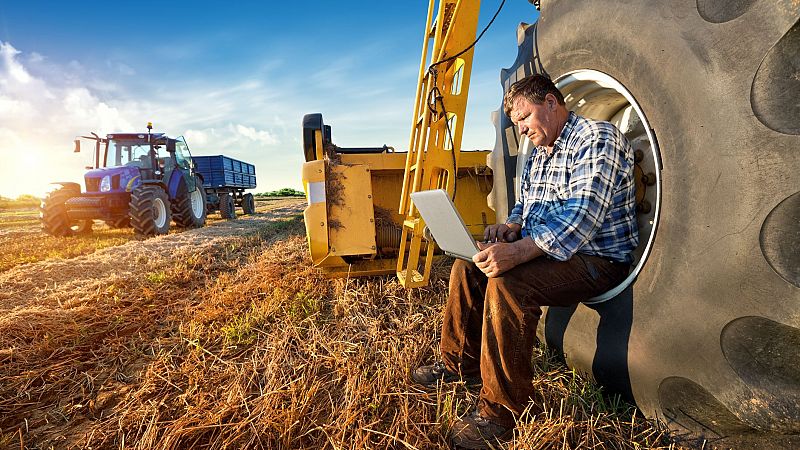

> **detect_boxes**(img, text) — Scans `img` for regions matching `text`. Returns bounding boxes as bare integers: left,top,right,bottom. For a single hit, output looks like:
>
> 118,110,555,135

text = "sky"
0,1,539,198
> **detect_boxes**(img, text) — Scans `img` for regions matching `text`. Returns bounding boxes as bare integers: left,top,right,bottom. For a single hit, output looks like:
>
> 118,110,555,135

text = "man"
412,74,639,449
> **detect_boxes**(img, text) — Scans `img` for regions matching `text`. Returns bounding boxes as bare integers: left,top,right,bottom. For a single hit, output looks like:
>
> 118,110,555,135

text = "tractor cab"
106,133,193,172
75,126,199,198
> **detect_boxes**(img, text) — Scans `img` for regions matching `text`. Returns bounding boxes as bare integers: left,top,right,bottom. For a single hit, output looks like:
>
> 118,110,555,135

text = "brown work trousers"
441,253,629,428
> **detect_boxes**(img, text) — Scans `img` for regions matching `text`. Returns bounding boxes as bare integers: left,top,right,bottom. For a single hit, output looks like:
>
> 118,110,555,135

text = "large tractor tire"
490,1,800,446
172,175,207,228
40,183,92,236
129,185,171,236
242,193,255,215
219,193,237,220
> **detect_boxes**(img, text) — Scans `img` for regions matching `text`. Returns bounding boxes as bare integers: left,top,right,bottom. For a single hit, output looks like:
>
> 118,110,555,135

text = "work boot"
411,361,481,388
449,411,514,449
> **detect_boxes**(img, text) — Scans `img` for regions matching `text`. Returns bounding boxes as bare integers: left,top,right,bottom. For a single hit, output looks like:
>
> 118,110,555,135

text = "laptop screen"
410,189,479,261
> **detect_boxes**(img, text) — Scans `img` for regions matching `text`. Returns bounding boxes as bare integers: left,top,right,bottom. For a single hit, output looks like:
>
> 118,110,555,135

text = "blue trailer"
192,155,257,219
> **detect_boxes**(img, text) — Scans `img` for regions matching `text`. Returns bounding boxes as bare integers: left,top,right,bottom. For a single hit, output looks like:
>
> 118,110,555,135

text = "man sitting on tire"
412,74,639,449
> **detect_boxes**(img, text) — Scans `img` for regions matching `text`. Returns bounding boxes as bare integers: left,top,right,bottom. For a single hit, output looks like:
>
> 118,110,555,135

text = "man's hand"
483,223,522,243
473,237,543,277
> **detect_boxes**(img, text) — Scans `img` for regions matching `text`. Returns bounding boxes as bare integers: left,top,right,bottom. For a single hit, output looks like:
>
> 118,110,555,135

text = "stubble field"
0,198,675,449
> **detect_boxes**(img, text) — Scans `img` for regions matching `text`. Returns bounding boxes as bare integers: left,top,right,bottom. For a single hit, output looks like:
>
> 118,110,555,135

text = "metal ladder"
396,0,481,287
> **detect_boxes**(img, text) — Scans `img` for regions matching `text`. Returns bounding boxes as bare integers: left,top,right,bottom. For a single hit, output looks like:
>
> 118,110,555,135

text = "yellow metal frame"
302,127,408,278
397,0,482,287
301,1,492,287
302,157,330,266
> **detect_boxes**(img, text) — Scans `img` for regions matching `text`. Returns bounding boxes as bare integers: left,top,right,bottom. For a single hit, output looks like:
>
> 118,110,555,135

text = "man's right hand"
483,223,522,243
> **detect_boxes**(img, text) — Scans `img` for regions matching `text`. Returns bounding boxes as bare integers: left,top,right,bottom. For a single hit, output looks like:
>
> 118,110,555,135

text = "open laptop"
410,189,479,261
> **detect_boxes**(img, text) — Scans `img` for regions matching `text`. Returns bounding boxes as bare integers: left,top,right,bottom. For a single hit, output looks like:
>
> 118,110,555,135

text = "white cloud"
184,123,279,154
0,42,32,84
107,60,135,76
0,41,135,197
183,129,209,146
0,95,35,120
234,124,278,145
28,52,44,64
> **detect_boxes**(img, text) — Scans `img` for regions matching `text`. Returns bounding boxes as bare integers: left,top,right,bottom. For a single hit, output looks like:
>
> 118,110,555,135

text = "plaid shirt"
507,112,638,263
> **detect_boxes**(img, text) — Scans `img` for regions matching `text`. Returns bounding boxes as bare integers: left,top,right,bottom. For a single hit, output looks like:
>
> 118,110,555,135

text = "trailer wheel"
219,193,236,220
173,175,207,228
242,193,255,215
497,1,800,440
40,184,92,236
129,185,171,236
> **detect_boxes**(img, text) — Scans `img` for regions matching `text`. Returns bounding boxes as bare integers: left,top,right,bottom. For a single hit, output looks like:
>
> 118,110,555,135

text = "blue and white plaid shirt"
506,112,638,263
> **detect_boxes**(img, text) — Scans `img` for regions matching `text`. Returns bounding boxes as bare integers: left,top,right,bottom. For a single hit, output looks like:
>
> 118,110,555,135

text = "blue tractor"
41,123,207,236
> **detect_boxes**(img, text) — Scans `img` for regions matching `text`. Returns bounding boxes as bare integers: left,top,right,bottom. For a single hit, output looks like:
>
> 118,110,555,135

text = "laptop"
410,189,479,261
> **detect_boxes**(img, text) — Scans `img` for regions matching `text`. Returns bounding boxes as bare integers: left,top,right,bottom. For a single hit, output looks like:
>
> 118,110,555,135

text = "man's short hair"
503,74,566,117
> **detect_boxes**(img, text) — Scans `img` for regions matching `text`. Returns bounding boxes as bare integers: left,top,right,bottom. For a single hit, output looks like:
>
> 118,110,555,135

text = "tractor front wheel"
129,185,171,236
40,184,92,236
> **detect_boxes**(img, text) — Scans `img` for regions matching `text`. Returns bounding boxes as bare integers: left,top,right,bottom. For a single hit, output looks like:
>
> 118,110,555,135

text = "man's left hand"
473,238,543,277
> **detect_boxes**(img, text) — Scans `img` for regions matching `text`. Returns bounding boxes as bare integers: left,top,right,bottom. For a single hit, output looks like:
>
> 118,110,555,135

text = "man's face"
510,95,560,148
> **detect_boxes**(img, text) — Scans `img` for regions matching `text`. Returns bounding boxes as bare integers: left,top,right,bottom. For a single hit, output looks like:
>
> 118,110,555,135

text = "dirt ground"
0,198,304,314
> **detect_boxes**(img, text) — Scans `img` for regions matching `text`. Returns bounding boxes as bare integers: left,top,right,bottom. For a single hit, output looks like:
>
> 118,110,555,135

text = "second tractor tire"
129,185,171,236
173,175,207,228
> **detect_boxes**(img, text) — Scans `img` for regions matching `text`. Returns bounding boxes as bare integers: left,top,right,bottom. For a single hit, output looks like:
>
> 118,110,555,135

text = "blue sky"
0,1,539,197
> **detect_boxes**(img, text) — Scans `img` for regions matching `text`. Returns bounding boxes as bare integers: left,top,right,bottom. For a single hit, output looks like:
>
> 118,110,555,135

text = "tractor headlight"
100,175,112,192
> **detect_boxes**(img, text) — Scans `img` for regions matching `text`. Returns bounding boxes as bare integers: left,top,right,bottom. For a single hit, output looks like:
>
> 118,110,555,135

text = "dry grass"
0,228,134,272
0,208,42,229
324,150,347,231
0,199,675,449
0,208,129,273
0,198,294,273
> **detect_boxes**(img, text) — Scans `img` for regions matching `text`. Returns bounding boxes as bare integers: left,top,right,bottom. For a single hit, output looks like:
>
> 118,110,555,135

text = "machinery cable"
425,0,507,201
428,0,507,73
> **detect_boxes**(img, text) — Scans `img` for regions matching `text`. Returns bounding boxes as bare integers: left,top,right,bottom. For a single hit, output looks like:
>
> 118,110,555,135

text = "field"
0,199,675,449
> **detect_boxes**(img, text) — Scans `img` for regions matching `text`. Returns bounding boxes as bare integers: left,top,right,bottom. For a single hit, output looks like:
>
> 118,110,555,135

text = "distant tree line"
255,188,305,197
0,194,41,209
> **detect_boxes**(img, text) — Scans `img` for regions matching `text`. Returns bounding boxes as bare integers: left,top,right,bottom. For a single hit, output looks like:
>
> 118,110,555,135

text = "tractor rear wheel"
173,175,207,228
242,193,255,215
219,193,236,220
129,185,171,236
40,184,92,236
